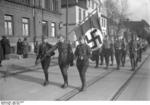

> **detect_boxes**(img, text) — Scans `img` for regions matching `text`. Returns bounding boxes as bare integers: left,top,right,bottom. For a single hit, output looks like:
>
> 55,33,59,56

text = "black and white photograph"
0,0,150,103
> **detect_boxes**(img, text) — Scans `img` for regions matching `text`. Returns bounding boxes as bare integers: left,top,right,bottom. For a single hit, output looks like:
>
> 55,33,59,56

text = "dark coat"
0,42,4,61
1,38,11,55
36,42,55,70
22,40,29,55
44,42,73,67
91,49,100,61
75,44,91,71
17,41,23,55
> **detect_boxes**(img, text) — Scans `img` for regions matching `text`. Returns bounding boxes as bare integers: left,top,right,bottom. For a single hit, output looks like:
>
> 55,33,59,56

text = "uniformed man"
110,37,114,66
42,35,73,88
35,36,55,86
103,35,111,69
91,49,100,68
137,38,142,62
114,37,122,70
74,36,91,91
100,45,104,65
128,32,138,70
120,38,127,67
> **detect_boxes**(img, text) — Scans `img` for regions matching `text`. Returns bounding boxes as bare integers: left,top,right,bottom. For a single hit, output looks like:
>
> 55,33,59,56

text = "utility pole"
33,0,36,44
66,0,68,41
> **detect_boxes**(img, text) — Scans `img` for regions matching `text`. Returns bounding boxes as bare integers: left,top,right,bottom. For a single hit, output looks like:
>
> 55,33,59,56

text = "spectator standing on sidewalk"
17,38,23,59
22,37,29,58
1,36,10,60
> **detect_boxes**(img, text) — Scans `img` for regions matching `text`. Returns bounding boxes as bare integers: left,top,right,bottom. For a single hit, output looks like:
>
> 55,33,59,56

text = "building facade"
61,0,107,42
0,0,61,53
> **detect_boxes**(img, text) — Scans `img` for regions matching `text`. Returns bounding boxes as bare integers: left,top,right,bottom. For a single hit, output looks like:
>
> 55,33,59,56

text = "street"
0,48,149,101
117,49,150,100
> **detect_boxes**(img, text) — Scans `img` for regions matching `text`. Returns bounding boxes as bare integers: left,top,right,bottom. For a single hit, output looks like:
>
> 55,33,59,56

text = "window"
92,1,94,9
41,0,46,9
22,18,29,36
103,18,106,28
51,0,55,11
22,0,30,4
51,22,56,37
99,7,101,12
41,0,59,12
4,15,13,36
88,0,90,7
94,3,96,9
6,0,30,5
55,0,59,12
83,10,86,20
42,21,48,36
41,0,49,9
79,8,82,23
51,0,58,12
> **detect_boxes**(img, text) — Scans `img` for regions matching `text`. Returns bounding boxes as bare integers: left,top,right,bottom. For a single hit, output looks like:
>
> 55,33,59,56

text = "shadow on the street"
13,74,44,85
0,59,58,77
12,73,78,89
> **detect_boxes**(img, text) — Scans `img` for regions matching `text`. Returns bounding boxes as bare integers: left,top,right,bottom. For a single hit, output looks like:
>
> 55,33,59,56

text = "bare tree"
104,0,129,36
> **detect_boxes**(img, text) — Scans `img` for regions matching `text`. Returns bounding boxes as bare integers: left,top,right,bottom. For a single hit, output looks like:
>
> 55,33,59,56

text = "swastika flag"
75,12,104,51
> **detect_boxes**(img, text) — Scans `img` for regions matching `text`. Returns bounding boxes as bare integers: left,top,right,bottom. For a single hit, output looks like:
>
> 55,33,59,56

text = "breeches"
115,49,121,66
41,57,51,81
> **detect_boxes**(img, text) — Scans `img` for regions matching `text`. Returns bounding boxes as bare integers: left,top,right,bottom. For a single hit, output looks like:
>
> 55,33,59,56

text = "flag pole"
66,0,68,41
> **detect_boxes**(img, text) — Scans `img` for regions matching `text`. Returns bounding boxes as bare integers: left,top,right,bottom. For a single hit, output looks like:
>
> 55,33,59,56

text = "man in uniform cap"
109,37,114,66
120,38,127,67
42,35,73,88
128,32,138,70
35,35,55,86
103,35,111,69
114,37,122,70
74,36,91,91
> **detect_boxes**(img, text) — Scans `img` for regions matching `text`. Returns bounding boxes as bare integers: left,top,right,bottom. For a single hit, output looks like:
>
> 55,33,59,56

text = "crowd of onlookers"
0,36,32,67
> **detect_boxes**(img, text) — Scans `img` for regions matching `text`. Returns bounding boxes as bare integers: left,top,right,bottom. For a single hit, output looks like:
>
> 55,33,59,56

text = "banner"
75,13,104,51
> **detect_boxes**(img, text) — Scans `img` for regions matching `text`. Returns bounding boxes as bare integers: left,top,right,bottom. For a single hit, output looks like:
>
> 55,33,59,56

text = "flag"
75,12,104,51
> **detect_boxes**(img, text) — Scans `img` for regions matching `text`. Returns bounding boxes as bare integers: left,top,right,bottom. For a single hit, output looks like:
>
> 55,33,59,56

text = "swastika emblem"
85,28,103,51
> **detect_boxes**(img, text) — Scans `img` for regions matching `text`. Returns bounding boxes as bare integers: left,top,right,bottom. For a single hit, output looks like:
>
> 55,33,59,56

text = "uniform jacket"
91,48,100,61
45,42,73,66
103,39,111,49
36,42,54,61
114,39,122,50
74,43,91,64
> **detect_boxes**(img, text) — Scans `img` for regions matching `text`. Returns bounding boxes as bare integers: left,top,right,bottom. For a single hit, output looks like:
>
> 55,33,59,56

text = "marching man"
74,36,91,91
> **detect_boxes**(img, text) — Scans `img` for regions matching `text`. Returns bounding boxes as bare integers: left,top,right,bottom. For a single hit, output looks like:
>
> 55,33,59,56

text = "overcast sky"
101,0,150,24
126,0,150,24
